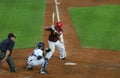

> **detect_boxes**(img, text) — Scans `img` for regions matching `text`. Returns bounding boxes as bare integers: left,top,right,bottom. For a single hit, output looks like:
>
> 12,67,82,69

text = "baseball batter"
44,22,67,60
26,42,51,75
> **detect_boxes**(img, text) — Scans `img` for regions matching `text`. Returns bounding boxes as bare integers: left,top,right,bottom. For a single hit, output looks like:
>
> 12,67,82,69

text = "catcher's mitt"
45,48,51,53
37,56,42,60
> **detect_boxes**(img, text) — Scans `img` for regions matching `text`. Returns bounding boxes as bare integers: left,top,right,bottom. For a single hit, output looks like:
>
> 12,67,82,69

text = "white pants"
45,40,66,60
27,56,45,68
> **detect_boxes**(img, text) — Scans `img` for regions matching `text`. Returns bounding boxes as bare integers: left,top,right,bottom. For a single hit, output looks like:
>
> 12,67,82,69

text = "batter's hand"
50,25,55,30
51,25,57,32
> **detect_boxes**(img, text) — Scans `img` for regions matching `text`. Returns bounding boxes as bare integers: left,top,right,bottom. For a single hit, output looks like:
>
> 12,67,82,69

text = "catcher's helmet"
56,22,63,28
37,42,44,49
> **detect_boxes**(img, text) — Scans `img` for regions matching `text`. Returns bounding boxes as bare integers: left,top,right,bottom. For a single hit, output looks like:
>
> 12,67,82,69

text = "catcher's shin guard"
40,58,49,74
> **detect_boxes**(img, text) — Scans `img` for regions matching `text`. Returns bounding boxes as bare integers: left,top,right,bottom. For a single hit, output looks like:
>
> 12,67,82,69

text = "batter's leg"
55,41,66,59
45,41,55,60
60,33,67,57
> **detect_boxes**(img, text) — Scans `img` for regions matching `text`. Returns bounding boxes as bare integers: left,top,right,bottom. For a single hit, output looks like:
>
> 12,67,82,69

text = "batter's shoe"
60,57,66,60
40,70,48,75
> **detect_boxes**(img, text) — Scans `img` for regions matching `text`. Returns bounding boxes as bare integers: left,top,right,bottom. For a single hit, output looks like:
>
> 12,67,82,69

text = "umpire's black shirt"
0,38,15,56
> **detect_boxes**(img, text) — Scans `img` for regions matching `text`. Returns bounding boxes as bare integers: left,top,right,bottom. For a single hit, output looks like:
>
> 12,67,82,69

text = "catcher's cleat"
25,64,33,71
26,66,33,71
40,70,48,75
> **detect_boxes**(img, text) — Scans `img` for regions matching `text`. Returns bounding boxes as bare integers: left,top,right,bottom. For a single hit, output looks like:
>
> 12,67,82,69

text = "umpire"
0,33,17,72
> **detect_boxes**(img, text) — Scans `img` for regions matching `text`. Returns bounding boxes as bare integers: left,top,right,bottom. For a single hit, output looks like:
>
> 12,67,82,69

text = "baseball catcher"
25,42,51,75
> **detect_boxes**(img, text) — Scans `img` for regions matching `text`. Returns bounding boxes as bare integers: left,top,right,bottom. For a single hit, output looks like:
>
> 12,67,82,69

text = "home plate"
65,62,77,65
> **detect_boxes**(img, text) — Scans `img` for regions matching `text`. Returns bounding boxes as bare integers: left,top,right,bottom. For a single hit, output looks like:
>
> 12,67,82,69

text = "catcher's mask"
56,22,63,28
37,42,44,50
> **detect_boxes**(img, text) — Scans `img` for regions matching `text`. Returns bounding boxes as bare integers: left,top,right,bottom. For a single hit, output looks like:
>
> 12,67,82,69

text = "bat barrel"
55,0,60,22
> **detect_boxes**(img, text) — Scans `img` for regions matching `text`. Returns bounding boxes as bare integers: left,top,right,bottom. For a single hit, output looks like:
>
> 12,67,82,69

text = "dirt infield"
1,0,120,78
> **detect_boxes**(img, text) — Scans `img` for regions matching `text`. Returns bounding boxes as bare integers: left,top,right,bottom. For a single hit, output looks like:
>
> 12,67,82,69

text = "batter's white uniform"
27,48,45,68
60,32,67,57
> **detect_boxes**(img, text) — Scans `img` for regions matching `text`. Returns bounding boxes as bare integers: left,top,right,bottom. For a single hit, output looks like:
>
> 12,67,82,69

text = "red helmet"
56,22,63,28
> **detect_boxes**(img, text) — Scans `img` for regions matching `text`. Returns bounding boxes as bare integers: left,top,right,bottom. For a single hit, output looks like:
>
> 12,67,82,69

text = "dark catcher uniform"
0,33,17,72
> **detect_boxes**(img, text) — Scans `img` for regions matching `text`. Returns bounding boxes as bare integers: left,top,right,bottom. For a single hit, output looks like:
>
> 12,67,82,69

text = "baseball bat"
52,12,55,25
55,0,60,22
55,0,67,57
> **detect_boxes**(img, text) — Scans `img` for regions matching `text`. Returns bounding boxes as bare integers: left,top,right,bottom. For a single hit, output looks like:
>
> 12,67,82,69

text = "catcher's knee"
44,58,48,62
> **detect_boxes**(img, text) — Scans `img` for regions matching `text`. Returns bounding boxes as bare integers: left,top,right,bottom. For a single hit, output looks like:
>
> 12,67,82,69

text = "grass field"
69,5,120,51
0,0,46,48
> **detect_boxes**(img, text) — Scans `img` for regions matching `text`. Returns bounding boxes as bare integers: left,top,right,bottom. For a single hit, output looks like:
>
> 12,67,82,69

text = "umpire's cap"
8,33,16,38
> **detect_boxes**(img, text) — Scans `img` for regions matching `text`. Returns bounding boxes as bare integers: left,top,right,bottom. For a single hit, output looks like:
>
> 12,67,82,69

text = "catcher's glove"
37,56,42,60
45,48,51,53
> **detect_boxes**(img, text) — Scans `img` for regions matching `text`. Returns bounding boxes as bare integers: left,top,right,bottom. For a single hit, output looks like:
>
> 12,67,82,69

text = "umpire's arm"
1,50,10,63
